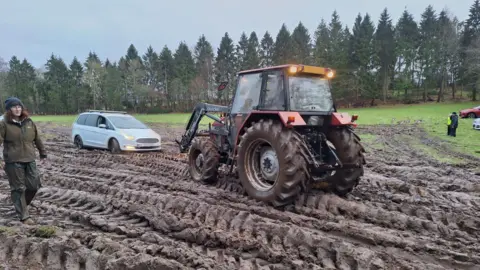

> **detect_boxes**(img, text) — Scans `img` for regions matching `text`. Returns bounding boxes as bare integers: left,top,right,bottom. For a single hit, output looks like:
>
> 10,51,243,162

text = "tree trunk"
473,82,477,101
437,70,446,103
382,68,388,102
452,81,456,99
423,84,427,103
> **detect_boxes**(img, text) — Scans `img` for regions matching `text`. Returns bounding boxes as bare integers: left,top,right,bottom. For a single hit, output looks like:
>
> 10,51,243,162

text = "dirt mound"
0,123,479,269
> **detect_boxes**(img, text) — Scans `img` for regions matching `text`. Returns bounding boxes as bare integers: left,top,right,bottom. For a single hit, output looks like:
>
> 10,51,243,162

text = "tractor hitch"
312,162,362,172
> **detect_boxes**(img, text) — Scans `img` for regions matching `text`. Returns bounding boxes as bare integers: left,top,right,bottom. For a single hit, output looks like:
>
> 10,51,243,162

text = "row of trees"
1,2,480,114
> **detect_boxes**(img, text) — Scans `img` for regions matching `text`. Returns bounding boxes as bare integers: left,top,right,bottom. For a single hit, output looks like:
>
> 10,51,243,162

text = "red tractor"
176,64,366,206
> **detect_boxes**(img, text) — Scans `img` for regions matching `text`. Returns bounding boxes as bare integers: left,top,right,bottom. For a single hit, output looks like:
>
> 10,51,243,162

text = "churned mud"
0,122,479,270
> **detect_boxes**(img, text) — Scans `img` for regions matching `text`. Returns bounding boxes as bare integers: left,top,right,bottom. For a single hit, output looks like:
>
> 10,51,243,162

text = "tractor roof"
237,64,334,76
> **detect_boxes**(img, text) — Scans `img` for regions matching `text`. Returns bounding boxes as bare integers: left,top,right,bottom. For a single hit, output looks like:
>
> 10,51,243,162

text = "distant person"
0,97,47,225
447,113,452,136
449,112,459,137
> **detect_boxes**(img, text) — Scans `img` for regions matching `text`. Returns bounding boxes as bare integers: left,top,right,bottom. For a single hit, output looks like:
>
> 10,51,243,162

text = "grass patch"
358,133,383,150
34,226,56,238
408,136,466,164
0,226,16,235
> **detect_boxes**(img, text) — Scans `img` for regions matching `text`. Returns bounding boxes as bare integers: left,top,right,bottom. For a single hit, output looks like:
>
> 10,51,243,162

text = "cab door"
228,72,263,146
258,70,286,111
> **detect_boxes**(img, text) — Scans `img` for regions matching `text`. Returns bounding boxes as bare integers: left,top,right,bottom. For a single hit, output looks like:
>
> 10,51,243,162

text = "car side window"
97,116,106,127
85,114,99,127
76,114,88,125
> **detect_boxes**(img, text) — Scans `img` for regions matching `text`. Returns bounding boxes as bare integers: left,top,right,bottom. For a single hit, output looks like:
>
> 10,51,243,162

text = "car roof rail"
87,110,128,114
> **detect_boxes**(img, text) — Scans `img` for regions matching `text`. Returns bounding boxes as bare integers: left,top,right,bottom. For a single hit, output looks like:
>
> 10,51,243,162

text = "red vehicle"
176,64,366,207
459,105,480,118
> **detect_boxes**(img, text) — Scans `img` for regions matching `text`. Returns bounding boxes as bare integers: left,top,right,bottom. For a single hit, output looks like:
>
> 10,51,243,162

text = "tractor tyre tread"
188,138,220,184
326,127,366,196
237,119,309,207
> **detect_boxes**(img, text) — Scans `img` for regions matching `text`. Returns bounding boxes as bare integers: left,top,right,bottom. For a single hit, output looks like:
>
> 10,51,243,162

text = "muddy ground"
0,122,479,270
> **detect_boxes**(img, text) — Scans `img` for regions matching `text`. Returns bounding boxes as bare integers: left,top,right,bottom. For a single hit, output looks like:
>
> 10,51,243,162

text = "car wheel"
109,138,121,154
74,135,84,149
468,112,477,118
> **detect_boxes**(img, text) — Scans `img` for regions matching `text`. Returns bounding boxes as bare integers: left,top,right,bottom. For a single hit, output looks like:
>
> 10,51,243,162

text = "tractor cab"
229,64,336,116
222,65,337,139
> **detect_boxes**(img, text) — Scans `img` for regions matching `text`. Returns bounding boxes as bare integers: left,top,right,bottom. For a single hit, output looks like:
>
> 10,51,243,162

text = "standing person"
0,97,47,225
447,113,452,136
450,112,459,137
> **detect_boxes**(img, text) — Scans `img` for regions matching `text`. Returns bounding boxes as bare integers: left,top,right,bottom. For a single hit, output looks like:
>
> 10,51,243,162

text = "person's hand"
39,154,47,165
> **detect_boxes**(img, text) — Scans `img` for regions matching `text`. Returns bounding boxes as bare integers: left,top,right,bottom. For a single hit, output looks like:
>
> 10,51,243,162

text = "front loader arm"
176,103,229,153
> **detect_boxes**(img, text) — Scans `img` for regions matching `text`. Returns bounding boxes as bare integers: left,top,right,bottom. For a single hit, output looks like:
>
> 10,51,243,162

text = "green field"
31,101,479,157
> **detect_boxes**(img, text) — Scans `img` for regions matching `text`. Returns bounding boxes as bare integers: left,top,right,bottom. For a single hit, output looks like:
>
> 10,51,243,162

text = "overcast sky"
0,0,473,68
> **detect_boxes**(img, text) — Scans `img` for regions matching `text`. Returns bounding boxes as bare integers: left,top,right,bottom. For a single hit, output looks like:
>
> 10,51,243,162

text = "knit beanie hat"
5,97,24,110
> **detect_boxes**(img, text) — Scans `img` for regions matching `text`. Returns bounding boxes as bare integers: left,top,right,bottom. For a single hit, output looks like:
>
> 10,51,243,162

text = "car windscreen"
108,116,148,129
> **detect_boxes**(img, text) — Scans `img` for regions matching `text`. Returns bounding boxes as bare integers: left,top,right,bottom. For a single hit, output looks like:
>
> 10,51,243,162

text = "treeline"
1,2,480,114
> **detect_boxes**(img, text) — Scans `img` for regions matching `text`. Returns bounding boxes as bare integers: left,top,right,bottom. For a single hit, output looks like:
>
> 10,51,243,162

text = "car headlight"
123,134,135,140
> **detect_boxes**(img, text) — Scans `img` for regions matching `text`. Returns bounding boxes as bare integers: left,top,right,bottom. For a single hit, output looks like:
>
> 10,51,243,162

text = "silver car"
71,110,162,153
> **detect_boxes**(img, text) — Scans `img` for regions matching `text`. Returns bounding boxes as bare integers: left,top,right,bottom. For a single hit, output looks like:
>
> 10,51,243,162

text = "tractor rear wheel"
237,119,308,207
324,127,366,196
188,138,220,184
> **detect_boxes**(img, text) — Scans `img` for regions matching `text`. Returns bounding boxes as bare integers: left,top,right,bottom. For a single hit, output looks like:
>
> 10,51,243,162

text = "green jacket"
0,114,47,163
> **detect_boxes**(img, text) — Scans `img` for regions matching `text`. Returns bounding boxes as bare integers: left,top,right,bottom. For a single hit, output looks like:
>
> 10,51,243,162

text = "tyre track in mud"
47,156,480,248
47,146,480,246
49,143,476,247
38,172,480,269
32,183,461,270
3,161,466,266
0,123,479,269
39,151,480,268
358,125,480,211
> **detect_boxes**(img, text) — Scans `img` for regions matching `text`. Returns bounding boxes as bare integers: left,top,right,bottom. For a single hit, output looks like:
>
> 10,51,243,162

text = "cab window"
262,71,285,110
230,73,262,114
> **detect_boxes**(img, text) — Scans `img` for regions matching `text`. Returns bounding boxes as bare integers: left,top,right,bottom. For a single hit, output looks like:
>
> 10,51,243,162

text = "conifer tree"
272,24,292,65
259,31,274,67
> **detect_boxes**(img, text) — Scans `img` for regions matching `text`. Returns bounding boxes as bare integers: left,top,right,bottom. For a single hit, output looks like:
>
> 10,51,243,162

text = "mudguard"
240,111,306,127
331,112,357,127
277,111,306,126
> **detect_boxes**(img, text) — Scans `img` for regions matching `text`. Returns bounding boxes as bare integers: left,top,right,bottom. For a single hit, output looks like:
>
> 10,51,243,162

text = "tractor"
175,64,366,207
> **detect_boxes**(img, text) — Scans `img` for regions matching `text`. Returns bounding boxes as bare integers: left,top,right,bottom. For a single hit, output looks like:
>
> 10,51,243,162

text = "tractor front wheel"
324,127,366,196
188,138,220,184
237,119,308,207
